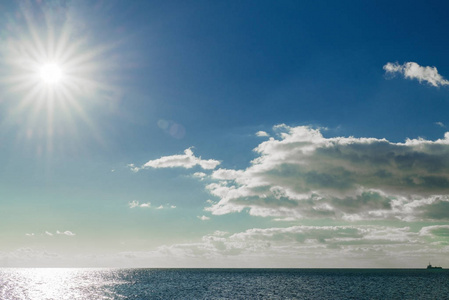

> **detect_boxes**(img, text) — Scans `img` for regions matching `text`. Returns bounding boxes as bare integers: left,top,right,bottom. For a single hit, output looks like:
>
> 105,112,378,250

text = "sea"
0,268,448,299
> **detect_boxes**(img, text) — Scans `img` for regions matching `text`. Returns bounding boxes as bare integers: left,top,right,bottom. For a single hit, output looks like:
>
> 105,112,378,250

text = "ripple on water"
0,268,448,300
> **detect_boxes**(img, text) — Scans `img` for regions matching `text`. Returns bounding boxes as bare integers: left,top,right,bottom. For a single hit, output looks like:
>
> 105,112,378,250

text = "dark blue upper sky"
110,0,449,149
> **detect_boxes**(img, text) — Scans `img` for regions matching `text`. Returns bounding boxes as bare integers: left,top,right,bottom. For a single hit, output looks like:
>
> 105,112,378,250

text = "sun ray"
0,1,121,156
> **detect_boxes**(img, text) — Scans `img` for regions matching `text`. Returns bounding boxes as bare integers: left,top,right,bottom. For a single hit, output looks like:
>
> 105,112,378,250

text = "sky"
1,0,449,268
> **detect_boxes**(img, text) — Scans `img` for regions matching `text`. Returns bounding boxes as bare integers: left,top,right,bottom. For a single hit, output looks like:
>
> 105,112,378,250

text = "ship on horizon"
427,263,443,270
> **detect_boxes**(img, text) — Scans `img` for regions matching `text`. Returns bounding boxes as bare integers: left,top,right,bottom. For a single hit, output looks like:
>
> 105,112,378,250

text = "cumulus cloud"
130,148,220,172
203,125,449,221
193,172,207,177
193,172,207,180
383,62,449,87
125,124,449,267
256,131,269,137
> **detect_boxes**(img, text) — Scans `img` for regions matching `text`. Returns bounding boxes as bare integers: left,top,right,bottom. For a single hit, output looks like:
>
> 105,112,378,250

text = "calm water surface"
0,268,448,299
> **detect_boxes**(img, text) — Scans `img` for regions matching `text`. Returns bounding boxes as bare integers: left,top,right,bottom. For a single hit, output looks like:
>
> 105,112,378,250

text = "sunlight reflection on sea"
0,268,126,300
1,268,449,299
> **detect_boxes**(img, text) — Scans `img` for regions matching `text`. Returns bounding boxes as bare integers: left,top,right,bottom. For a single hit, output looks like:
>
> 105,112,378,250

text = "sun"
0,1,123,156
39,63,63,84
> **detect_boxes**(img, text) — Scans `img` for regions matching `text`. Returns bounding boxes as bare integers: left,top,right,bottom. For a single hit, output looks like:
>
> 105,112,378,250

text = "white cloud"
130,148,220,172
129,200,139,208
202,125,449,221
129,200,176,210
57,230,76,236
127,164,140,173
198,215,210,221
142,224,449,268
384,62,449,87
13,224,449,267
256,131,269,137
193,172,207,178
129,200,151,208
28,231,76,237
419,225,449,237
435,122,445,128
211,169,244,181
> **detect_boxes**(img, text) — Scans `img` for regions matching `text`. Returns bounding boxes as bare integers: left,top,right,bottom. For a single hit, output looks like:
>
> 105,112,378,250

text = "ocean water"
0,268,448,299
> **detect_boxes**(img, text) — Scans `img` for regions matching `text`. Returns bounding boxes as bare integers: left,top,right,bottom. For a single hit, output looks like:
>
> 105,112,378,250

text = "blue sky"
1,0,449,267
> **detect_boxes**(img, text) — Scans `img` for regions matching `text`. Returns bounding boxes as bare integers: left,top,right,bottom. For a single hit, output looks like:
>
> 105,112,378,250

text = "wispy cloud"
435,122,446,128
129,200,151,208
129,148,220,172
26,231,76,237
145,224,449,267
198,215,210,221
57,230,75,236
129,200,176,210
127,164,140,173
383,62,449,87
202,125,449,221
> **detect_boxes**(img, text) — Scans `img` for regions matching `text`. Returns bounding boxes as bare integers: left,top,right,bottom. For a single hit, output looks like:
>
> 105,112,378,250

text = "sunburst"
40,63,63,84
0,1,121,155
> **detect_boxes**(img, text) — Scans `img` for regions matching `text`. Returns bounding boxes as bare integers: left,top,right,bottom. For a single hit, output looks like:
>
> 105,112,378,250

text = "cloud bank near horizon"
12,223,449,267
153,224,449,264
383,62,449,87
